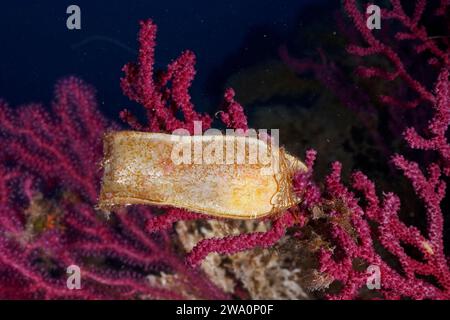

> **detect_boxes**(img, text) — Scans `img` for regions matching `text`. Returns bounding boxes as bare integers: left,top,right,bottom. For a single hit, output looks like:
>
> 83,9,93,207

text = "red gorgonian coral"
298,0,450,299
0,77,227,299
314,68,450,299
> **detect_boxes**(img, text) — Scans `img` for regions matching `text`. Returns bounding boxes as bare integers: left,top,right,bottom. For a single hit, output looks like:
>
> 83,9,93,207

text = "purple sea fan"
308,0,450,299
0,77,227,299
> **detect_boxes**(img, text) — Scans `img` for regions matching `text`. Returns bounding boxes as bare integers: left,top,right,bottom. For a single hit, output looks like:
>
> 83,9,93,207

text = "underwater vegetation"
0,0,449,299
0,76,228,299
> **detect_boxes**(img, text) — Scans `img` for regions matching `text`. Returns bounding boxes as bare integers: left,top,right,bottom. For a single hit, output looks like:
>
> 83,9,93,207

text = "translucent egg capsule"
98,131,306,219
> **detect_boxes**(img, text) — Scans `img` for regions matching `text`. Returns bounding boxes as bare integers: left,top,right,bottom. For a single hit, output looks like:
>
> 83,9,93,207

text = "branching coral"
0,77,226,299
119,20,247,134
280,1,450,161
284,69,450,299
317,141,450,299
344,0,449,107
310,0,450,299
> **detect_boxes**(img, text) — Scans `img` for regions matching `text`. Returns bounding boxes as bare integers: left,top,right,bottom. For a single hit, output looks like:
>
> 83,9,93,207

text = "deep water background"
0,0,328,119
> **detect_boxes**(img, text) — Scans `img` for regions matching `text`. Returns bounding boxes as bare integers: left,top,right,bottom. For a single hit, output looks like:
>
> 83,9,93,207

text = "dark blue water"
0,0,328,119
